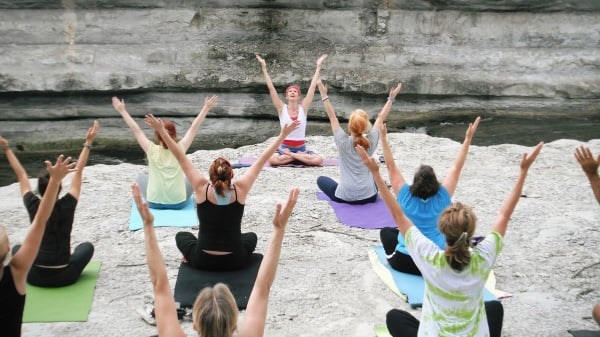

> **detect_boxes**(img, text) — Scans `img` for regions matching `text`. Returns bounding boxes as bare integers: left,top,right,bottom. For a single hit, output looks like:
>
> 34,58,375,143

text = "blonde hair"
438,202,477,271
209,158,233,197
348,109,371,151
192,283,238,337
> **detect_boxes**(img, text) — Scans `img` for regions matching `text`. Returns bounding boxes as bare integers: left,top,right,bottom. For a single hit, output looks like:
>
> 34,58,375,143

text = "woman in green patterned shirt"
358,141,543,337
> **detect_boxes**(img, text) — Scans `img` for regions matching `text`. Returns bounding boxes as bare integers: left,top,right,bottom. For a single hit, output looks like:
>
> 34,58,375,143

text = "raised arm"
357,145,413,236
379,124,406,194
180,95,218,150
441,116,480,196
373,83,402,129
145,114,208,192
235,121,300,194
239,187,299,337
256,55,284,114
574,145,600,204
491,141,543,237
132,183,186,337
112,97,152,152
11,155,75,293
69,120,99,200
300,54,328,112
0,136,32,196
317,79,340,133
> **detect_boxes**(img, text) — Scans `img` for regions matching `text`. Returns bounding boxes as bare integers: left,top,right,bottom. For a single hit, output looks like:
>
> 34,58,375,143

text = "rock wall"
0,1,598,142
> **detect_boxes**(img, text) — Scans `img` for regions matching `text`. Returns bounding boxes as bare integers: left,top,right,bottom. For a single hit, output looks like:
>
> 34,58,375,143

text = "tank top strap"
232,184,238,202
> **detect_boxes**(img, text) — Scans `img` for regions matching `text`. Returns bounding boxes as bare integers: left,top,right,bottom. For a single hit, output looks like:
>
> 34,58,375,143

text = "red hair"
155,119,177,149
348,109,371,151
285,84,302,97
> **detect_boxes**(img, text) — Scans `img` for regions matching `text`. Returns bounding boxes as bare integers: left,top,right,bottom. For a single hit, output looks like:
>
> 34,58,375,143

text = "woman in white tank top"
256,54,328,166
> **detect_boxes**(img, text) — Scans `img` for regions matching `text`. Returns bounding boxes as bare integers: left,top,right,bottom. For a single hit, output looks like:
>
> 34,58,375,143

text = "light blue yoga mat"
369,246,499,308
129,197,198,231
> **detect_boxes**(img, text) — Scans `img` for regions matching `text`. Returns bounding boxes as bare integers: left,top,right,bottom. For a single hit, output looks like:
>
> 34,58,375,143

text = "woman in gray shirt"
316,79,402,204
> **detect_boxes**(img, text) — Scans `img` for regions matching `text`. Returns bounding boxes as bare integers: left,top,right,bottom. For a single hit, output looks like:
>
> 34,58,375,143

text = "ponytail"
209,157,233,197
348,109,371,151
439,202,477,271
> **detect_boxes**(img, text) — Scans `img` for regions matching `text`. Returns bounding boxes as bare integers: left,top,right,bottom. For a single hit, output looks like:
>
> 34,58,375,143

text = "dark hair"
410,165,440,199
37,168,61,197
438,202,477,271
155,119,177,149
209,157,233,197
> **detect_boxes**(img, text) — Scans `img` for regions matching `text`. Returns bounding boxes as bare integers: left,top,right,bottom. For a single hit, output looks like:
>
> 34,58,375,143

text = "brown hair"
155,119,177,149
209,157,233,197
410,165,440,199
192,283,238,337
348,109,371,151
438,202,477,271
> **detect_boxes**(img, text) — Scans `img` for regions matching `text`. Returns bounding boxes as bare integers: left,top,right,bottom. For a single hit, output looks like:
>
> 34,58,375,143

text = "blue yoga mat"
128,197,198,231
369,246,498,308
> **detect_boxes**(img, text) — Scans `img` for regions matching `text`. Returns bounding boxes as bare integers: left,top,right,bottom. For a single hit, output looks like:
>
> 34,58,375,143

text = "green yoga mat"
375,325,393,337
23,260,101,322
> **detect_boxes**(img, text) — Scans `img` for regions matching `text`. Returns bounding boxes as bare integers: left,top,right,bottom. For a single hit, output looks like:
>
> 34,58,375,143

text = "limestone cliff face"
0,1,598,126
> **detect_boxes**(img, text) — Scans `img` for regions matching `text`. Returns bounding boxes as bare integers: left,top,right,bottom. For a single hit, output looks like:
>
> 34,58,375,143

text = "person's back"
395,182,450,253
23,191,77,266
145,141,187,206
357,140,543,337
0,264,26,336
196,184,244,252
333,121,379,201
406,224,501,336
0,154,74,337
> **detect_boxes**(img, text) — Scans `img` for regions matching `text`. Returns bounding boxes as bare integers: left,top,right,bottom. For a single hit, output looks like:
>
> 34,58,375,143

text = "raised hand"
0,135,8,149
45,154,76,181
85,120,99,144
281,120,301,138
272,187,300,230
316,54,328,67
317,79,328,96
465,116,481,141
388,83,402,100
144,114,164,132
111,96,127,114
521,141,544,172
356,145,380,173
255,54,266,67
380,123,388,141
575,145,600,176
132,183,154,227
203,95,219,110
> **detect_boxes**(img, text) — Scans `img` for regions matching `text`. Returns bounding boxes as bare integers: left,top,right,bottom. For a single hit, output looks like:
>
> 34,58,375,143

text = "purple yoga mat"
236,157,338,167
316,192,395,229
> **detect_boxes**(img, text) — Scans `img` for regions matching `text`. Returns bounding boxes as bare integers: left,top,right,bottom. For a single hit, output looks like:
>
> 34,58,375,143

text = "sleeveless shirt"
279,105,307,142
0,265,26,337
197,185,245,251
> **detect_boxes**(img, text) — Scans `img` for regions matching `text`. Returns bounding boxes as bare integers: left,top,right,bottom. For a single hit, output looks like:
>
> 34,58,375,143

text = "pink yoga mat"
235,157,338,168
316,191,395,229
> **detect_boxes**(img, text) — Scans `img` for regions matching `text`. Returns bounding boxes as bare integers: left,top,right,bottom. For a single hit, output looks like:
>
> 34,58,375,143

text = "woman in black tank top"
146,111,299,271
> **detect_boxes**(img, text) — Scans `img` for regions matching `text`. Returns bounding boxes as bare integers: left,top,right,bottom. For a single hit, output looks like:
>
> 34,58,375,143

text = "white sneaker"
137,304,156,326
143,293,154,305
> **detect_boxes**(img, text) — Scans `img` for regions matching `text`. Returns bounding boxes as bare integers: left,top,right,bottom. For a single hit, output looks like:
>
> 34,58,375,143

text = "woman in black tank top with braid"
146,109,299,271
